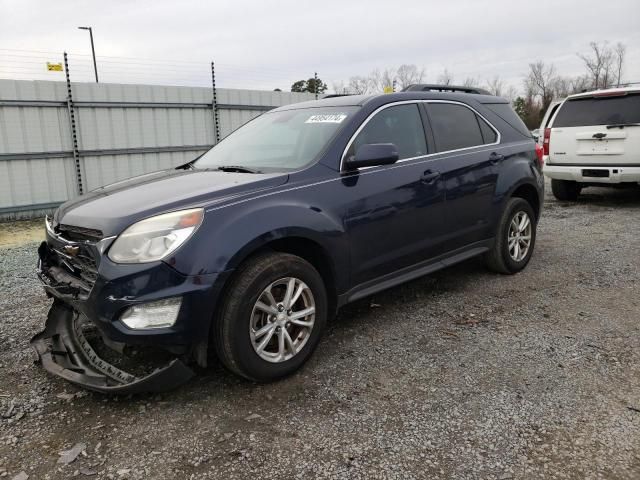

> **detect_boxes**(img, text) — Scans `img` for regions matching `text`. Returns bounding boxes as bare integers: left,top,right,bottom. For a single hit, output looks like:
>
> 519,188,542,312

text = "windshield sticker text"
305,113,348,124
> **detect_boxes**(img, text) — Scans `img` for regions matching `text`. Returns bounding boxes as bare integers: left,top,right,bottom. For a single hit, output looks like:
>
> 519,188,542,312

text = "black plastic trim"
30,301,194,394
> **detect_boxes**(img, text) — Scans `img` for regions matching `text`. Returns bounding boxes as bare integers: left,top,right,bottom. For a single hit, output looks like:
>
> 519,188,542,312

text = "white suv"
543,87,640,200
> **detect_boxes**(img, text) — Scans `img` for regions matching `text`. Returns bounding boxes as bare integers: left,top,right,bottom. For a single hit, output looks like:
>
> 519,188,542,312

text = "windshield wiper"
216,165,262,173
606,123,640,129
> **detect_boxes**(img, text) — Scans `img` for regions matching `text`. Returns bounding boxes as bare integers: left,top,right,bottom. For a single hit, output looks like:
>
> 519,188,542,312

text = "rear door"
424,101,501,250
549,91,640,165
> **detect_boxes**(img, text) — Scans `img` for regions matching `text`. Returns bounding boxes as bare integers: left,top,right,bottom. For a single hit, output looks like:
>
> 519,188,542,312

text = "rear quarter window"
543,103,561,128
553,93,640,127
485,103,531,138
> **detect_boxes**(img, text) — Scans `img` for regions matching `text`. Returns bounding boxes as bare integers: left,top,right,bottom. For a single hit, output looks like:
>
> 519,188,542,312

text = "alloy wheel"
507,211,532,262
249,277,316,363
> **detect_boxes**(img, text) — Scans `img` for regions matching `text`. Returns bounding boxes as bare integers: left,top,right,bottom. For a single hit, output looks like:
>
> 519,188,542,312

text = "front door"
341,103,447,287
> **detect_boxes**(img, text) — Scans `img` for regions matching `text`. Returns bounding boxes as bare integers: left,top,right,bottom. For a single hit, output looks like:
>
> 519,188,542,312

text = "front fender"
171,198,348,286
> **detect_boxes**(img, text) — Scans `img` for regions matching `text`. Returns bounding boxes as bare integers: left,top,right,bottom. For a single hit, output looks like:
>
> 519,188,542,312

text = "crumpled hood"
54,168,288,236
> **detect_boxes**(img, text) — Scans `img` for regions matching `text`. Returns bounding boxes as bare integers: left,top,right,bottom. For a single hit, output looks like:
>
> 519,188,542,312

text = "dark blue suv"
33,89,544,393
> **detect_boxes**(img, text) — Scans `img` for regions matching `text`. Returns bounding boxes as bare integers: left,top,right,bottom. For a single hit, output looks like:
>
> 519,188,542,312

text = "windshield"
195,106,358,172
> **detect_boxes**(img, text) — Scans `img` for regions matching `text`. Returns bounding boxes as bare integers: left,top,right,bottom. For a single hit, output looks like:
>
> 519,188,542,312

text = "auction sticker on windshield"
305,113,348,124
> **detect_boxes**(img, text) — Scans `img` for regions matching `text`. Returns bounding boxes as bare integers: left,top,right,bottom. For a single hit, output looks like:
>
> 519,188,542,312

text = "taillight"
543,128,551,156
535,143,544,167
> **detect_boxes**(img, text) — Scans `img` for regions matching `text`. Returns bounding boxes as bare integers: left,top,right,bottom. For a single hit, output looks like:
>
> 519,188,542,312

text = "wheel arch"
227,232,340,319
510,182,541,221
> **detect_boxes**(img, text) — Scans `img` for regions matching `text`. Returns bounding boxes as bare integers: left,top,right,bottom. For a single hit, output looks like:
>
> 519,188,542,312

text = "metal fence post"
211,61,220,144
64,52,84,195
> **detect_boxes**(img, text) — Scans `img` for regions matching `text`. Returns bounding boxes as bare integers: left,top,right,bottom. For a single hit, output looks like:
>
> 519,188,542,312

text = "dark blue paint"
47,91,544,353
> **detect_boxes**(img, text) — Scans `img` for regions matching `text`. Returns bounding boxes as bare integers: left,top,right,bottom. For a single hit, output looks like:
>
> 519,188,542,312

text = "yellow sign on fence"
383,86,394,94
47,63,63,72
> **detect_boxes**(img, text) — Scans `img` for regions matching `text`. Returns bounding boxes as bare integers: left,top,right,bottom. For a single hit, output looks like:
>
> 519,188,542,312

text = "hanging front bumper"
30,301,195,394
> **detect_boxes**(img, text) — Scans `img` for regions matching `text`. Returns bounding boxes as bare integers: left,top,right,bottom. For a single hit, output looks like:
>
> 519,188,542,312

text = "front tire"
485,197,537,274
213,252,327,382
551,179,581,201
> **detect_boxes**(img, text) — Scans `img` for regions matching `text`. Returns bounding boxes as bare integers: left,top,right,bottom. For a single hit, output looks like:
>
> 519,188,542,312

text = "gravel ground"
1,183,639,479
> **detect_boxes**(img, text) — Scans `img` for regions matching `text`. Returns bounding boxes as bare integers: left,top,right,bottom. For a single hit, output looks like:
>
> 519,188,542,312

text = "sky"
1,0,639,94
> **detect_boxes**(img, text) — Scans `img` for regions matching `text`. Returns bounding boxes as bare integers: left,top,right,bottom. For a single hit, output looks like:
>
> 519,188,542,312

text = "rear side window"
350,104,427,160
543,103,560,127
478,117,498,144
485,103,531,137
428,103,487,152
553,93,640,127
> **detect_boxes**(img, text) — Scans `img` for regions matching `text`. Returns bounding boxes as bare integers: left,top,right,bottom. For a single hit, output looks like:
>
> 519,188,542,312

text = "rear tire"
485,197,537,274
551,179,581,201
213,252,327,382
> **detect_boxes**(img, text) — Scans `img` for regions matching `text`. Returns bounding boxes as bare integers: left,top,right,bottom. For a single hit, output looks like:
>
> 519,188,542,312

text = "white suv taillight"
535,143,544,167
543,128,551,156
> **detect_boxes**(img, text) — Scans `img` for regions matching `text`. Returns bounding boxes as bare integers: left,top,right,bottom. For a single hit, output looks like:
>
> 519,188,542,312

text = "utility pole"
314,71,318,100
78,26,99,83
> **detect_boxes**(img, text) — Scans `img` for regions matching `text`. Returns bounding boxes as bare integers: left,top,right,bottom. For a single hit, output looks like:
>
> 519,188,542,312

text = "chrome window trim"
339,99,502,172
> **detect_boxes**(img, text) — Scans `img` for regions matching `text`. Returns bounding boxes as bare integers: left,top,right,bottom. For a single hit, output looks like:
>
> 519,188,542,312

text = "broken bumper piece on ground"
30,302,194,394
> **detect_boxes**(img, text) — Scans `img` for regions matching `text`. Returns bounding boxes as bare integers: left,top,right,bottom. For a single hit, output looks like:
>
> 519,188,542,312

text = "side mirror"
344,143,399,170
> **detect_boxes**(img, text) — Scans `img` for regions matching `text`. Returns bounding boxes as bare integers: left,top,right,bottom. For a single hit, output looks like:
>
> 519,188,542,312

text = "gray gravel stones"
0,183,639,479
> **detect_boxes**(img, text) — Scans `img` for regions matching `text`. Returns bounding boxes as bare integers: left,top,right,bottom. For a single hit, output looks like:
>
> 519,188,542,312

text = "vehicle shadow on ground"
549,185,640,209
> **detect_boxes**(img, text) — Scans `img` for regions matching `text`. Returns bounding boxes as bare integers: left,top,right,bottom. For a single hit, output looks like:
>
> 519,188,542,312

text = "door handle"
489,152,504,165
421,170,441,184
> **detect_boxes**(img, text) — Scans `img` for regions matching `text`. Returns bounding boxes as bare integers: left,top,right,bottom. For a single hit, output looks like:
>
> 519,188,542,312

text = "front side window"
196,106,358,172
348,104,428,161
428,103,494,152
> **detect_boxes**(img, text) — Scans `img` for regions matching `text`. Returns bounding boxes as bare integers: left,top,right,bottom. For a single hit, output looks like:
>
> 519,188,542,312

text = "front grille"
58,249,99,288
39,242,100,298
57,224,104,242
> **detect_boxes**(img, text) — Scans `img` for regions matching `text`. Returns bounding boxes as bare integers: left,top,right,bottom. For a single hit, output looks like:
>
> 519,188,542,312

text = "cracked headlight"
108,208,204,264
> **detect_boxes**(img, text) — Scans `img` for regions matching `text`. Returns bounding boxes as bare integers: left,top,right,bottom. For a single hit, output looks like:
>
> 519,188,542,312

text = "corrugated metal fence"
0,79,316,219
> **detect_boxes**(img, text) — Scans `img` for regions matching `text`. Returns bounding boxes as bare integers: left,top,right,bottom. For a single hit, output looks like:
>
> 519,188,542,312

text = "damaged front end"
31,302,194,394
31,219,195,394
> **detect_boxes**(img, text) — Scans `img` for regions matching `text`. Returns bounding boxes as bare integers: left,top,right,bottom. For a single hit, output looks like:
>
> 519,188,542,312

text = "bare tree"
578,41,616,89
348,76,371,95
569,75,591,94
395,64,425,90
368,69,383,92
369,68,397,92
526,61,557,109
504,85,518,103
486,76,505,96
437,68,454,85
614,42,626,87
551,76,572,98
462,77,479,88
331,80,347,95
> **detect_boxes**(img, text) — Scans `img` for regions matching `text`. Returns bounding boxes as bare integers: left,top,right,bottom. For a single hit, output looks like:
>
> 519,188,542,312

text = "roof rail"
322,93,355,98
402,84,492,95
